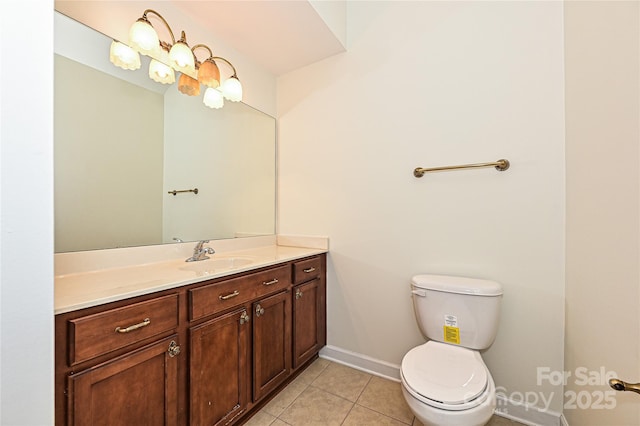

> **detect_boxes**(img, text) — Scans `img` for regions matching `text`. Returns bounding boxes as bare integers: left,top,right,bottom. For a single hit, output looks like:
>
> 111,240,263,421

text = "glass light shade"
128,19,159,55
203,88,224,109
169,41,195,74
109,41,141,70
222,77,243,102
178,73,200,96
198,60,220,88
148,59,175,84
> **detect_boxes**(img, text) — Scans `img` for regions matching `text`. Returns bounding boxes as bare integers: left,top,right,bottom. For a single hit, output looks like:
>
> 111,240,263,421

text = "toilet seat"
401,341,489,410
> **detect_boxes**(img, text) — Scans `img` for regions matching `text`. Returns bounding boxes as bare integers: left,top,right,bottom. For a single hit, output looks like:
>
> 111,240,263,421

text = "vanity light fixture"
109,9,243,109
148,59,175,84
128,15,159,55
178,73,200,96
109,41,141,70
203,86,224,109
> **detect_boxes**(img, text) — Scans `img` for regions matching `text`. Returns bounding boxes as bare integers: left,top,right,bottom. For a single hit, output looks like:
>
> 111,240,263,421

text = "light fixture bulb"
109,41,141,70
203,87,224,109
198,59,220,89
178,73,200,96
148,59,175,84
222,77,243,102
128,18,159,56
169,39,195,74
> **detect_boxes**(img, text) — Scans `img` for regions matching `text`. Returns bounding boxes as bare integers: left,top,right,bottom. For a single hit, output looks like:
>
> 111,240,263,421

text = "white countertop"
55,236,328,314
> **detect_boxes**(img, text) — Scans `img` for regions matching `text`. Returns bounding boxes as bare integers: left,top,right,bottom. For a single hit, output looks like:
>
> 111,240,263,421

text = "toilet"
401,274,503,426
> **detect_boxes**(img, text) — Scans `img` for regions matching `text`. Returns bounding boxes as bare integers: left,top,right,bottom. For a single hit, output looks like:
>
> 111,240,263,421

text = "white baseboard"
319,344,564,426
319,345,401,382
495,394,563,426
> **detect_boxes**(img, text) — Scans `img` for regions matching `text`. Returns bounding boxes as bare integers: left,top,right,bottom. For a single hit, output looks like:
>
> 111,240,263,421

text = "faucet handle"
194,240,210,250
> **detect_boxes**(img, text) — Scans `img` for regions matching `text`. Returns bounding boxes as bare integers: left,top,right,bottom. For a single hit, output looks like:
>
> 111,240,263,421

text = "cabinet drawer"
190,265,291,321
293,257,321,284
68,294,179,366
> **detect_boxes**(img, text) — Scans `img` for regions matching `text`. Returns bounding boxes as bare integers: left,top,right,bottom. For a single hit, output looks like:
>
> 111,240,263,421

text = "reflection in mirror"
54,13,276,253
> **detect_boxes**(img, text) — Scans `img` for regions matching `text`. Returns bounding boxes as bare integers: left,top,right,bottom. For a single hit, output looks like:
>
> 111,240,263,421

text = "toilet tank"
411,274,503,350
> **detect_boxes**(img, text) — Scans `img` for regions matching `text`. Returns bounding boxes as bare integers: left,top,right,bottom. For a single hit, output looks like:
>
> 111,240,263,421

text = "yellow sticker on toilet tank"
444,326,460,344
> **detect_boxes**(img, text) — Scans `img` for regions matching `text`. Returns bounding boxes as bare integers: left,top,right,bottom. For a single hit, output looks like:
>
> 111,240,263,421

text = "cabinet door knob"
168,340,181,357
295,289,303,299
240,311,250,325
255,304,265,317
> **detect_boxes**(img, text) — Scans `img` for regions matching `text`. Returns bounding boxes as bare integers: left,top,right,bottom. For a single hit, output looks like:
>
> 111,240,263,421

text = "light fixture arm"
212,56,239,78
191,44,214,66
141,9,176,46
191,45,239,79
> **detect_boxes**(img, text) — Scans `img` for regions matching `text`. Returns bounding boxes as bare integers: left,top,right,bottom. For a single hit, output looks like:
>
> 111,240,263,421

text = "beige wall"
565,2,640,425
278,1,566,419
54,55,164,252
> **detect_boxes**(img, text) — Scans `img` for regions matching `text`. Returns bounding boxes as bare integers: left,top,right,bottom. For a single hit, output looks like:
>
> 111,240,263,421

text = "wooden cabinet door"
292,278,321,369
252,291,291,402
190,308,250,426
67,336,179,426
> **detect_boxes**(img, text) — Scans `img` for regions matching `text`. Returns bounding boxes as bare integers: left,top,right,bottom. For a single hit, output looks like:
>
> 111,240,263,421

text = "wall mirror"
54,12,276,253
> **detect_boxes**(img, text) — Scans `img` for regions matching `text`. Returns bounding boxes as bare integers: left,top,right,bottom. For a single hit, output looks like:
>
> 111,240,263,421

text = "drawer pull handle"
303,267,316,273
263,278,279,286
115,318,150,334
219,290,240,300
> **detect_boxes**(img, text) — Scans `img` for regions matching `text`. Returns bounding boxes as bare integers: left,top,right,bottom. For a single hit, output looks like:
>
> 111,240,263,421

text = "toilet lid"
401,342,488,405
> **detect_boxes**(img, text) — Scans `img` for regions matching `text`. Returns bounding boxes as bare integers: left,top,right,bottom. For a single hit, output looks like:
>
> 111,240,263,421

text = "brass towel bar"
168,188,199,196
414,159,510,178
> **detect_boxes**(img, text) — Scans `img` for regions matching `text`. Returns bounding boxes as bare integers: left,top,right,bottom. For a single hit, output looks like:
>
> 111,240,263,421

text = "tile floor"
244,358,525,426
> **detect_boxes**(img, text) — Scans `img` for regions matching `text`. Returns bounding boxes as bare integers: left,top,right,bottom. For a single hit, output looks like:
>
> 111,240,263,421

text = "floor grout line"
338,401,357,426
353,374,373,404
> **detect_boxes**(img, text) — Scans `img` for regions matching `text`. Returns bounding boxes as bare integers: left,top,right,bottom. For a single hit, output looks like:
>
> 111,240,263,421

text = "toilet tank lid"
412,274,503,296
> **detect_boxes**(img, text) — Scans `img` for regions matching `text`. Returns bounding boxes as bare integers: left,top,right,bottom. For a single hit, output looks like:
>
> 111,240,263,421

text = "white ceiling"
55,0,347,76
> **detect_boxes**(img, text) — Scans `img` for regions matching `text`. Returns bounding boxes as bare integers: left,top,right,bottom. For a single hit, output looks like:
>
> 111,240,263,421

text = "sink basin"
180,256,255,275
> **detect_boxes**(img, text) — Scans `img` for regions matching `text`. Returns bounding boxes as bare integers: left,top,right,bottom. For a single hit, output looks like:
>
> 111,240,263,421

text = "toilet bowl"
400,341,496,426
402,274,502,426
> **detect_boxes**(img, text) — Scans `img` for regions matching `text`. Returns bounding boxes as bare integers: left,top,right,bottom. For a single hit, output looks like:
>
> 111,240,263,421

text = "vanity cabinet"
292,257,326,369
252,290,292,401
68,335,180,425
56,293,181,425
189,308,250,426
55,253,326,426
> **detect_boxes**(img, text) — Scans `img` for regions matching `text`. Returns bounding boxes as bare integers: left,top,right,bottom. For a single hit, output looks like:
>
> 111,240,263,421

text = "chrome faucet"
186,240,215,262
